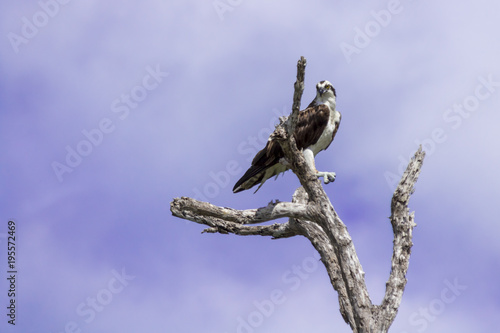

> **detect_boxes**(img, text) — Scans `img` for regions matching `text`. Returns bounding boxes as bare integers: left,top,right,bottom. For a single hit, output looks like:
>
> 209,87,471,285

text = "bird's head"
314,80,336,107
316,80,336,98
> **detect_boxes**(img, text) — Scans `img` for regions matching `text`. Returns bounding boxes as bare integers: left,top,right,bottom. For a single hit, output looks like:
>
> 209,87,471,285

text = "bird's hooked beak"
318,88,326,96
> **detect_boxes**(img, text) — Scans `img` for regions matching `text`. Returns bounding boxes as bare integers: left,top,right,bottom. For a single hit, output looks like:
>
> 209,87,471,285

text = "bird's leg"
303,149,336,184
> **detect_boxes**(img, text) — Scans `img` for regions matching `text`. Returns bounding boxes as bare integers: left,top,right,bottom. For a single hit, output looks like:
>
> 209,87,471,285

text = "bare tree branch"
169,56,425,333
288,56,307,135
171,197,302,239
288,187,356,326
171,197,314,225
375,146,425,330
271,57,323,202
270,58,373,331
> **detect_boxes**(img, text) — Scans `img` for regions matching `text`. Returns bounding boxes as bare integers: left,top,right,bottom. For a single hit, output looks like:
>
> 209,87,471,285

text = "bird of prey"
233,80,341,193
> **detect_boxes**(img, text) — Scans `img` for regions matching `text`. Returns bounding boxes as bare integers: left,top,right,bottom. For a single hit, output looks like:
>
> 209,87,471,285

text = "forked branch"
170,57,425,333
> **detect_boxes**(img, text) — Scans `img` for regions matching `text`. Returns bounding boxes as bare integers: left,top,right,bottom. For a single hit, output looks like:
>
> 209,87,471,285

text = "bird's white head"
314,80,336,109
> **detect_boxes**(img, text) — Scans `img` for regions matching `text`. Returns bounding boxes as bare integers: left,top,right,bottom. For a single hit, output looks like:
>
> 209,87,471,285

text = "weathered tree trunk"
170,57,425,332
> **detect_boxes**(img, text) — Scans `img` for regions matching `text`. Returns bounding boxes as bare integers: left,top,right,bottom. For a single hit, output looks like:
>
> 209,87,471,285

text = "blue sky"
1,1,499,332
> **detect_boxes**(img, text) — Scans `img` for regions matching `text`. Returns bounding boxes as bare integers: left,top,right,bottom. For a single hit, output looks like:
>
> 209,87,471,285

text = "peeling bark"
170,57,425,332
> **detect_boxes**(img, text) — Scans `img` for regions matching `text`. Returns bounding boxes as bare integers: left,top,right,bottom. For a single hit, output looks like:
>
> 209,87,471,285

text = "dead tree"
170,56,425,332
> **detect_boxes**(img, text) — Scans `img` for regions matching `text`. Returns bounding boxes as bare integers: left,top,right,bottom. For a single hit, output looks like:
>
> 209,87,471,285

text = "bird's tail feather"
232,165,269,193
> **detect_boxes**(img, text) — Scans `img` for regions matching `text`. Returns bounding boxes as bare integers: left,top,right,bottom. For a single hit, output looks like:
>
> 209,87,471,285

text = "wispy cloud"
0,1,499,332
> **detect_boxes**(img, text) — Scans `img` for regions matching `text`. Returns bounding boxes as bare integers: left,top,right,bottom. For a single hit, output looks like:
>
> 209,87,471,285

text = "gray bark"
170,57,425,332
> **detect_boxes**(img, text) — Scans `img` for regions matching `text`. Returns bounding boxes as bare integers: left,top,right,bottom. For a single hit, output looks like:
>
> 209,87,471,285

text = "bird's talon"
317,171,336,184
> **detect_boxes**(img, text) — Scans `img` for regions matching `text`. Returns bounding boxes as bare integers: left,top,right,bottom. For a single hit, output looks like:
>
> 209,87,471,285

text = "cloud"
1,0,499,332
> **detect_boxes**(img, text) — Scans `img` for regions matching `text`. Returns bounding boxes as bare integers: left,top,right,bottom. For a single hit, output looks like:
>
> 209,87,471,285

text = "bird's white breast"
309,108,340,156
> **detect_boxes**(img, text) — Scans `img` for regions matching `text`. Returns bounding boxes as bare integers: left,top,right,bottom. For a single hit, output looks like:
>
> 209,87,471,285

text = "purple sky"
1,1,500,332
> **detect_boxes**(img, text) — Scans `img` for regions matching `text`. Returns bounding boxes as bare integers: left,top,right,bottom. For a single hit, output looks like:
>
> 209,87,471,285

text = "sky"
1,0,499,332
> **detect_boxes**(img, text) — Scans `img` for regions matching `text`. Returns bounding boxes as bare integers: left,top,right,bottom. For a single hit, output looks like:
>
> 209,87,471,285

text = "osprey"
233,80,341,193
